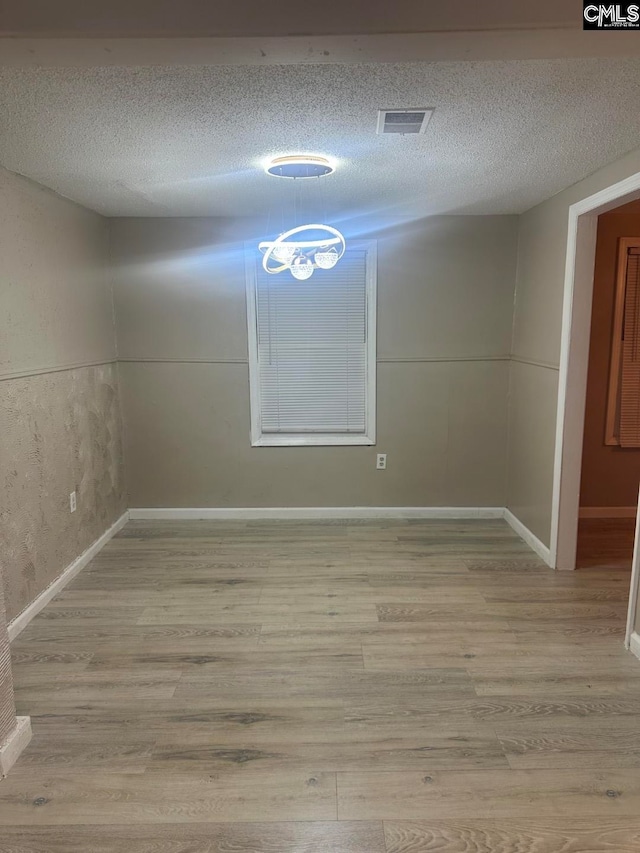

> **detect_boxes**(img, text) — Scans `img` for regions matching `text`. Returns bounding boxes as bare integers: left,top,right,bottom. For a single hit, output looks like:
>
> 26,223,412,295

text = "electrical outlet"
69,491,77,513
376,453,387,470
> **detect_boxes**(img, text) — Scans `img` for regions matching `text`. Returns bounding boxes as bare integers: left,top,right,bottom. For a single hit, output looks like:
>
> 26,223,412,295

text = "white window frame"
245,239,377,447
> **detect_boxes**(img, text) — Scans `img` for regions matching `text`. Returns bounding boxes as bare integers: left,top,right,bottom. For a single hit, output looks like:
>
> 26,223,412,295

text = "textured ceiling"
2,58,640,219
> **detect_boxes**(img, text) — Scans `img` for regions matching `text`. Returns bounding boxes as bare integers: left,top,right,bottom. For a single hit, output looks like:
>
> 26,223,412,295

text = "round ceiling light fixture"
265,154,335,179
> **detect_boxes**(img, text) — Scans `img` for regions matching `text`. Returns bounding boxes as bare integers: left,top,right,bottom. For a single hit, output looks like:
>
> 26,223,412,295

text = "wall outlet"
376,453,387,470
69,491,77,513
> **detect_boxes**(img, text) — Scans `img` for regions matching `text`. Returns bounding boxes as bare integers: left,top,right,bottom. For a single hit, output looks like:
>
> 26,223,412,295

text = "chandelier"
258,155,346,280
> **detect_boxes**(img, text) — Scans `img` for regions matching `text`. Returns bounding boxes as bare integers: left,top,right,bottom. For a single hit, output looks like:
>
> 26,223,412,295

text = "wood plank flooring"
2,518,640,851
576,517,636,569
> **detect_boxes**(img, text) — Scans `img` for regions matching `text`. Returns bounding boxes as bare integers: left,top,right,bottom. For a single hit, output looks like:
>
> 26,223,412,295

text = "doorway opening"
576,201,640,571
551,172,640,648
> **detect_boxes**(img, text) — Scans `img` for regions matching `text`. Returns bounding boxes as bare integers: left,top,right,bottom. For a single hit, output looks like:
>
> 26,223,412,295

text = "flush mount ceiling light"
265,154,335,179
259,155,345,280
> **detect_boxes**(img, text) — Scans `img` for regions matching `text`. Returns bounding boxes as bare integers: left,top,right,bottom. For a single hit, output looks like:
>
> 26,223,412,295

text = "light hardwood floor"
2,519,640,852
576,517,636,569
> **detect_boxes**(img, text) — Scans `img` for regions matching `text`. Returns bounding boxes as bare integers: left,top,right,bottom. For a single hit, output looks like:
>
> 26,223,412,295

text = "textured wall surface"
0,364,126,622
112,215,517,509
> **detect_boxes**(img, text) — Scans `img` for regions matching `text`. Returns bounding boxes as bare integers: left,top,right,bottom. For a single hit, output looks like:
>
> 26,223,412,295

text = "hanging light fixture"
290,256,315,280
258,155,346,280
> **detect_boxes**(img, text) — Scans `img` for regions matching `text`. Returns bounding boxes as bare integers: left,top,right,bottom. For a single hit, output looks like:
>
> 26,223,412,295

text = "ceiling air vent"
376,109,433,135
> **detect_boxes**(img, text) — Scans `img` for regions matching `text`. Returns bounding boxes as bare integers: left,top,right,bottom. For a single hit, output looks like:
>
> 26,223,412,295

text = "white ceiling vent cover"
376,109,433,135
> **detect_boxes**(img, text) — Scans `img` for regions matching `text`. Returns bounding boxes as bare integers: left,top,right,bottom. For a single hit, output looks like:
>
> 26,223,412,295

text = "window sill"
251,434,376,447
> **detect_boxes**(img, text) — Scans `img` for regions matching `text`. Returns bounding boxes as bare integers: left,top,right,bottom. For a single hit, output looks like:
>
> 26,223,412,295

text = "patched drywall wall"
0,364,126,621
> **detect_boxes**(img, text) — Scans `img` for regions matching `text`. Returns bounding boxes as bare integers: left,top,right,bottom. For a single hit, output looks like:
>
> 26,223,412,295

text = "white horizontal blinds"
620,248,640,447
256,250,368,434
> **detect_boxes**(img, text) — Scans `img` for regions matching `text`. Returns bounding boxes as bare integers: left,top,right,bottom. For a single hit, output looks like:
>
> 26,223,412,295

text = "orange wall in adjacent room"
580,199,640,509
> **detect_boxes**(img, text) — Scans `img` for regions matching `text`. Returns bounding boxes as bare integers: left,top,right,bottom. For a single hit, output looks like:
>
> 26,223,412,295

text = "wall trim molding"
0,358,117,383
131,506,554,567
579,506,637,519
379,356,510,364
503,508,553,567
118,356,511,366
117,357,248,365
510,355,560,371
129,506,506,521
629,632,640,661
0,717,32,779
7,511,129,641
115,356,563,370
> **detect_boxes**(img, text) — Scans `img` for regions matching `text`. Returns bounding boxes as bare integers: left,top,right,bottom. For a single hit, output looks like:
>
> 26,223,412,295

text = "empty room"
2,2,640,851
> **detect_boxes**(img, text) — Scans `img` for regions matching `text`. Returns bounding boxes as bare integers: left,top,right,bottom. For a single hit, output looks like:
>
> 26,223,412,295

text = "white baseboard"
0,716,32,778
7,511,129,641
6,505,550,643
630,631,640,661
130,506,549,566
503,508,553,567
128,506,505,521
579,506,637,519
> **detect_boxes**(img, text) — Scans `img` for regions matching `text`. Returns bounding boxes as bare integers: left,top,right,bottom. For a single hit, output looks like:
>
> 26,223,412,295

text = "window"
606,237,640,446
245,240,377,446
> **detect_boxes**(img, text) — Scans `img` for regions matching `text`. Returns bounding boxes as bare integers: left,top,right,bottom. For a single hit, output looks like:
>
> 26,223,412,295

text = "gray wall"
112,215,518,509
507,146,640,548
2,1,575,38
0,167,126,621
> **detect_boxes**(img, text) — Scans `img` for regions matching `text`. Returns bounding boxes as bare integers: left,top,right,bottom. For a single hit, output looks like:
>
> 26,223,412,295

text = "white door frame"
626,489,640,650
551,171,640,645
